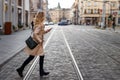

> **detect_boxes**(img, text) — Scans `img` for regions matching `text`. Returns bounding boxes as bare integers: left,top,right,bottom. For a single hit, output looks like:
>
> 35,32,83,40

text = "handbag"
25,36,38,49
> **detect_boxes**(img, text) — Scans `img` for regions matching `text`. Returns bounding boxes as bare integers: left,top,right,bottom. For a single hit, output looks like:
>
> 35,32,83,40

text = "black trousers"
20,55,35,70
19,55,45,70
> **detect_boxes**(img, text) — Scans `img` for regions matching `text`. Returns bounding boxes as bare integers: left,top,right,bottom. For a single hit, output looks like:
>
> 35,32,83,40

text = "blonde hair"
34,11,45,28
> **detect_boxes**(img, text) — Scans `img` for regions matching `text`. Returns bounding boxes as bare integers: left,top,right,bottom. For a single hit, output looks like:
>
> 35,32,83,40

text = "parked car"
44,21,49,25
58,22,68,25
49,22,54,25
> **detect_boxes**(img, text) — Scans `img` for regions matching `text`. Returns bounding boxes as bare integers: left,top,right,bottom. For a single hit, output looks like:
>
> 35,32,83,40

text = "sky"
48,0,75,8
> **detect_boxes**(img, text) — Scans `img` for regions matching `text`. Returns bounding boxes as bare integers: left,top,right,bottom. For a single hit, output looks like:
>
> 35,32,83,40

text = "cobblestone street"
1,0,120,80
0,25,120,80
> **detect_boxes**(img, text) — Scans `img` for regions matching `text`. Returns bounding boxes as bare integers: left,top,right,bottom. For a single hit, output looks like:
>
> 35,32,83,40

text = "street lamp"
101,0,112,29
101,0,107,28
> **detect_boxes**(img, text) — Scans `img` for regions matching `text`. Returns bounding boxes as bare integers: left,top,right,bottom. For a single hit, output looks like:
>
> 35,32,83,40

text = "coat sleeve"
44,29,51,34
43,25,52,34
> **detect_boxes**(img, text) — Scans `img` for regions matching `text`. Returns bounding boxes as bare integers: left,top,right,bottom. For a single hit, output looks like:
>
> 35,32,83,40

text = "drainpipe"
39,0,43,10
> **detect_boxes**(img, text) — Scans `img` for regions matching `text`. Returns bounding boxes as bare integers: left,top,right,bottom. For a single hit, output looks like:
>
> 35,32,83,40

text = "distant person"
31,15,35,30
108,15,113,28
16,11,52,77
112,17,116,31
31,20,34,30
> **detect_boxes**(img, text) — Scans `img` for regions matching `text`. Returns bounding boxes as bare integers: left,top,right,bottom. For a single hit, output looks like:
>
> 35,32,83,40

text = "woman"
16,11,52,77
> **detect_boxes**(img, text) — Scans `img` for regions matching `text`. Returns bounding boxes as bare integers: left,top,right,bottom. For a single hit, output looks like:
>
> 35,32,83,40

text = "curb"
0,45,25,68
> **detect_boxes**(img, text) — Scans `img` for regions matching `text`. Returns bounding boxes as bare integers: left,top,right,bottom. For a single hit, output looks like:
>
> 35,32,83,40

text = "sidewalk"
0,29,31,67
95,25,120,32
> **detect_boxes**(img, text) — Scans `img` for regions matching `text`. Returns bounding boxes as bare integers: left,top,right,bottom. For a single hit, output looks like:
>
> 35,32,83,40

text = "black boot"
39,55,49,77
16,55,35,77
16,68,23,77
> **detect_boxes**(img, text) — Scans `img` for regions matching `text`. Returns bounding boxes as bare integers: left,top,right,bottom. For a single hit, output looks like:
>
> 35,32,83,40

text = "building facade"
0,0,30,34
118,0,120,25
30,0,48,22
49,3,72,23
72,0,119,26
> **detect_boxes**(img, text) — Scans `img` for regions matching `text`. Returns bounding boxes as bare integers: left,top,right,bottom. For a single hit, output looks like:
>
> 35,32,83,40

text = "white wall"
25,0,30,11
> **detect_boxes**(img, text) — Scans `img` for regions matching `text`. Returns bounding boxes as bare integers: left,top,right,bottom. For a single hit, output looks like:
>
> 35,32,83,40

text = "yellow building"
30,0,48,22
73,0,119,26
49,3,72,23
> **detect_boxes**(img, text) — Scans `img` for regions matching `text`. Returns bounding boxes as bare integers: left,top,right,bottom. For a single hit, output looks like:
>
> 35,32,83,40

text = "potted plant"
108,15,113,28
18,24,23,28
26,23,29,27
18,24,24,30
13,25,18,32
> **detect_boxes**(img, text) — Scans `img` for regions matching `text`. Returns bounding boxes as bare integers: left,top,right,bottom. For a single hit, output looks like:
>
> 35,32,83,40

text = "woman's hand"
48,28,52,32
45,28,52,33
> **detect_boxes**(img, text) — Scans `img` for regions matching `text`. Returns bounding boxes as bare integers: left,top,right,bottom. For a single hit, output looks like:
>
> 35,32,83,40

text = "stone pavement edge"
0,29,31,67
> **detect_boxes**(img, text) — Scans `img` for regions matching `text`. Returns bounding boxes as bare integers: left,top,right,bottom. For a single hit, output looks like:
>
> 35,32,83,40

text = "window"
94,2,97,6
12,0,14,4
87,2,91,7
111,2,116,7
87,9,91,14
5,0,8,2
94,9,98,14
91,9,93,14
18,0,22,6
94,9,96,14
84,9,86,14
118,18,120,24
